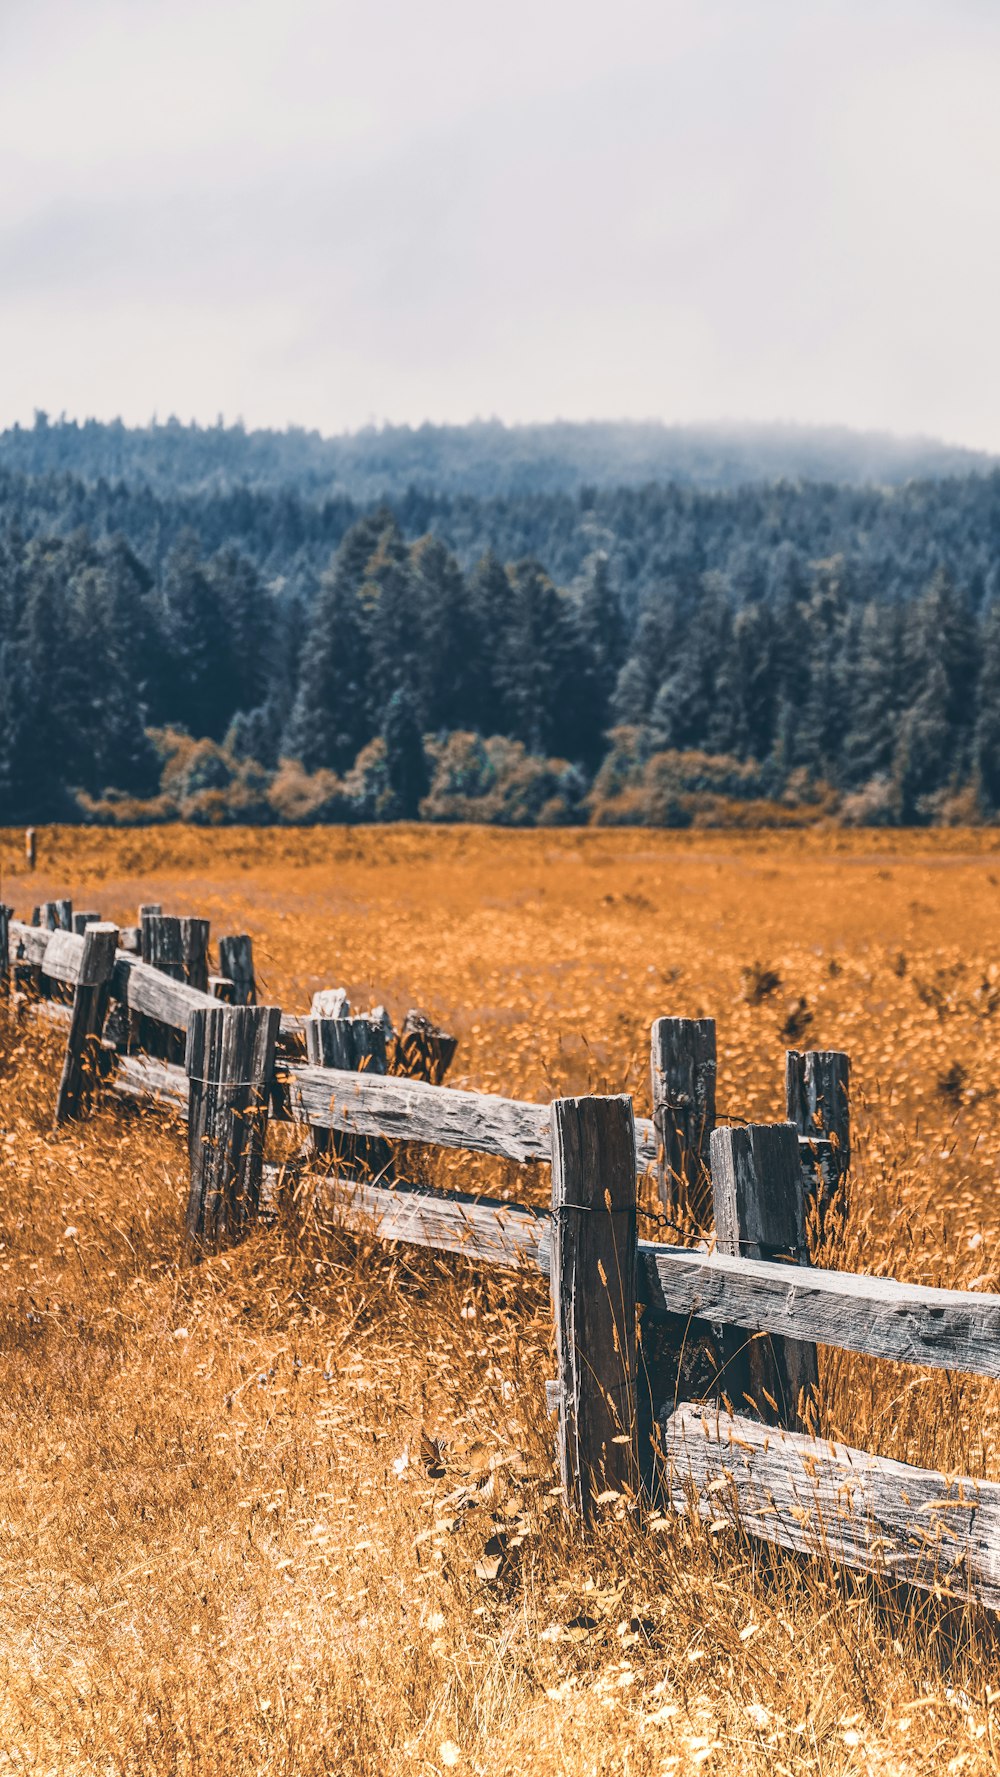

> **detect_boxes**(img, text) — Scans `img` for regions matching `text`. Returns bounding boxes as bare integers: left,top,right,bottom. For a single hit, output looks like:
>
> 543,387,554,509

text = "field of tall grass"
3,824,1000,1774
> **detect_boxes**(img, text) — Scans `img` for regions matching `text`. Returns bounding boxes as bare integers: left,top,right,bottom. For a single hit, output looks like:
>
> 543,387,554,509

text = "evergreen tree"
382,686,429,818
973,601,1000,812
283,544,371,773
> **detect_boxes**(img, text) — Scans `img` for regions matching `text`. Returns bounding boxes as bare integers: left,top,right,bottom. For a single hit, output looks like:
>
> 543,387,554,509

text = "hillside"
2,414,993,500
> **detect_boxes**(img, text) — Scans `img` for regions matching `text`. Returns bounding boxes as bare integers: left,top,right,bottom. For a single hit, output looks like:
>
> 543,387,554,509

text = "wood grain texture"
281,1061,553,1162
663,1404,1000,1609
180,918,211,993
786,1049,851,1208
292,1166,549,1271
395,1011,459,1085
72,911,101,935
185,1004,281,1248
551,1094,639,1518
53,923,119,1125
650,1017,716,1219
710,1122,818,1429
112,1052,188,1112
9,922,85,984
218,934,256,1006
305,1015,390,1174
639,1243,1000,1380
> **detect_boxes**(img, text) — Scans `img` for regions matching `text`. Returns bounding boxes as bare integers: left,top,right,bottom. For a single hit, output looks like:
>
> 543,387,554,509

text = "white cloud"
1,0,998,446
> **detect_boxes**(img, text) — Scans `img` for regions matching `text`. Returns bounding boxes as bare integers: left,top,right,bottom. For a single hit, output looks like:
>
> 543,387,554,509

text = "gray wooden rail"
9,893,1000,1608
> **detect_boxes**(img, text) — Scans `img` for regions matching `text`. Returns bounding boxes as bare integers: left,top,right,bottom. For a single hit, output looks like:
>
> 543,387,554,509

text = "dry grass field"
4,824,1000,1774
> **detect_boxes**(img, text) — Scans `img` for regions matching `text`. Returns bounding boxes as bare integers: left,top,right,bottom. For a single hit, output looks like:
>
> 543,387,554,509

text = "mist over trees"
2,415,1000,826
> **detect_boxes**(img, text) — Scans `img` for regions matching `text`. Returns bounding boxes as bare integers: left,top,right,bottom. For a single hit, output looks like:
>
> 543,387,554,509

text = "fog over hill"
1,414,992,500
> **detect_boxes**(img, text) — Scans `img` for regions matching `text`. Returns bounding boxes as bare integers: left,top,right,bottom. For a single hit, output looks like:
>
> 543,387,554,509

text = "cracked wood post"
650,1017,716,1224
72,910,101,935
53,923,119,1125
218,934,256,1006
181,917,211,994
786,1049,850,1215
0,904,9,996
550,1094,638,1522
185,1003,281,1251
305,1014,390,1178
709,1121,818,1431
140,913,185,1059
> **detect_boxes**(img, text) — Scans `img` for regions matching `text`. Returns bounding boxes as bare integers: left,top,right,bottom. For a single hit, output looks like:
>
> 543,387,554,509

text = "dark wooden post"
395,1010,458,1084
140,914,185,1059
218,934,256,1006
305,1014,390,1176
72,911,101,935
53,923,119,1125
39,902,58,931
24,827,35,871
786,1049,850,1212
709,1122,818,1431
185,1004,281,1250
181,918,211,993
138,902,162,924
550,1094,638,1521
54,899,72,932
0,904,10,996
650,1017,716,1222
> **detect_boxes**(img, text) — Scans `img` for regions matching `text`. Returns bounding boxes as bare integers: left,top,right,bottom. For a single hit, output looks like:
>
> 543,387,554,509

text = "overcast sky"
1,0,998,446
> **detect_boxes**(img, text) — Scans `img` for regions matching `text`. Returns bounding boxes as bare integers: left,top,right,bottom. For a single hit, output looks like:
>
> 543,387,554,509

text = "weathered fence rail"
5,890,1000,1610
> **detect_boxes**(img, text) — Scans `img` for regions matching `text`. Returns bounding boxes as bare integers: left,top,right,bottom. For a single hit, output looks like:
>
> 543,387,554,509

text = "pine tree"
973,601,1000,812
382,686,429,818
283,546,371,773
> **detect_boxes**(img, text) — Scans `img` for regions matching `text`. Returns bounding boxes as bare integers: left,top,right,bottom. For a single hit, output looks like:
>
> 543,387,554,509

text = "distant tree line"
3,498,1000,826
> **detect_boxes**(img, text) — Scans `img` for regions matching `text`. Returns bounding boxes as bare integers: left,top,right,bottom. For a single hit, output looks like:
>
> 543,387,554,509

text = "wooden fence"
5,895,1000,1610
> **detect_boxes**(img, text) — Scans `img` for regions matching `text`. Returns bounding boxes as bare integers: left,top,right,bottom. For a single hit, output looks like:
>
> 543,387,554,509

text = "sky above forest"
2,0,999,449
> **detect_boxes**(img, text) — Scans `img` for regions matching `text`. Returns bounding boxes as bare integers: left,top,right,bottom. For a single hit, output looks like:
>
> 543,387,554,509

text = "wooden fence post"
185,1004,281,1250
306,1014,390,1177
786,1049,850,1212
395,1010,458,1084
650,1017,716,1222
181,917,211,993
24,827,35,871
550,1094,638,1521
140,914,185,1059
709,1122,818,1431
72,910,101,935
218,934,256,1006
55,899,72,931
0,905,9,996
53,923,119,1125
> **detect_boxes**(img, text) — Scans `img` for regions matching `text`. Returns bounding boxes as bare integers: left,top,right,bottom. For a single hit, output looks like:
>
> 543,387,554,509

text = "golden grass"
3,824,1000,1772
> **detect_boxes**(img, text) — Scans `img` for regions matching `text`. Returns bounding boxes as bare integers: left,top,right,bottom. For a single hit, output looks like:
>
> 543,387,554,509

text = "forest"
3,416,1000,827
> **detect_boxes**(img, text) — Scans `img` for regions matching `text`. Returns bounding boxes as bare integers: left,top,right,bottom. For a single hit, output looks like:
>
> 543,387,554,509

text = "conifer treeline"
2,498,1000,826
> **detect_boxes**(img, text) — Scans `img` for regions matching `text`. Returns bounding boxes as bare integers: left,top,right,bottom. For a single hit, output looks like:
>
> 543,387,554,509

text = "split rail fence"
4,895,1000,1610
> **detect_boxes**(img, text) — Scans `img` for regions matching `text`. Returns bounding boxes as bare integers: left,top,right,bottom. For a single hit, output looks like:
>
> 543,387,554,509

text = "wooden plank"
9,921,85,984
663,1404,1000,1610
185,1004,281,1248
650,1017,716,1220
710,1122,818,1430
639,1243,1000,1381
786,1049,850,1210
218,934,256,1006
24,827,35,871
296,1167,549,1271
111,1051,188,1112
551,1094,639,1518
53,923,118,1125
112,954,216,1030
280,1061,552,1162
